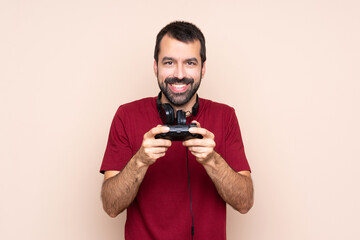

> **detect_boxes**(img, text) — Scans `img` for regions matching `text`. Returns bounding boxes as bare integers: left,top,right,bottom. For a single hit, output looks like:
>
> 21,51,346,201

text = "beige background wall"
1,0,359,239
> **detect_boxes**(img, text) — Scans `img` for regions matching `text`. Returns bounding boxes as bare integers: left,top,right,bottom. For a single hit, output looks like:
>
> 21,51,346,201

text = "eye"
164,61,173,65
187,61,196,66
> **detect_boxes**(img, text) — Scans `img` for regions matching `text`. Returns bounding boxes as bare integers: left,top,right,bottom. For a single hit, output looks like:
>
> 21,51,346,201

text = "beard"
158,75,201,106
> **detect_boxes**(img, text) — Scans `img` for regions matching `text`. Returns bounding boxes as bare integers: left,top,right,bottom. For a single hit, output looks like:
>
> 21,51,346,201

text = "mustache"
164,77,194,85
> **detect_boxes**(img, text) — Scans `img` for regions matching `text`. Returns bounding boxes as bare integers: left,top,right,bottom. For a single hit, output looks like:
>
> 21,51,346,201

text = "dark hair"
154,21,206,65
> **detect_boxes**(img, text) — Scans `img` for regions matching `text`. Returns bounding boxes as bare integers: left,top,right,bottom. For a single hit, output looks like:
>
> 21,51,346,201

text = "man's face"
154,35,206,106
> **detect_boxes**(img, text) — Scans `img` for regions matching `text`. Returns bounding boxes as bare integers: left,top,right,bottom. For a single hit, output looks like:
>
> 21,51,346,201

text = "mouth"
165,77,193,94
168,83,190,93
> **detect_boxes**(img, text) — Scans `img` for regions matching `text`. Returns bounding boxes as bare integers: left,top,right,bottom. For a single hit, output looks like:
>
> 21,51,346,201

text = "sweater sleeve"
100,106,133,173
224,108,251,172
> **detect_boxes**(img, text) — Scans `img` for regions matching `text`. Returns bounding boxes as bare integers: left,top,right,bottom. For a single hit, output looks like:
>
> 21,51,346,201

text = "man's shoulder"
116,96,156,113
199,97,235,114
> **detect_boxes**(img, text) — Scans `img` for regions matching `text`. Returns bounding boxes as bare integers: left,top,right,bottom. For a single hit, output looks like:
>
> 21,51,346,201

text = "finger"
189,127,214,139
143,138,172,148
145,125,170,139
191,120,201,128
187,146,209,154
187,147,213,160
144,146,170,155
183,139,201,147
183,138,215,148
144,152,166,162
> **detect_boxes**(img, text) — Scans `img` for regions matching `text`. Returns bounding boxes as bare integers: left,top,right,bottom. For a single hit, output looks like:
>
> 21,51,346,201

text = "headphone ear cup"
160,103,175,125
176,110,186,125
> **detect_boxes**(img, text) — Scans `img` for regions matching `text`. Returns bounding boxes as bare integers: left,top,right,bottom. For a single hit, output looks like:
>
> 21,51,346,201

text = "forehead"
159,34,201,60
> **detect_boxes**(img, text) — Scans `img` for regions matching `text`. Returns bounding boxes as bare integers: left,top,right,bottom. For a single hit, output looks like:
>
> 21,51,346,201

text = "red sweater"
100,96,250,240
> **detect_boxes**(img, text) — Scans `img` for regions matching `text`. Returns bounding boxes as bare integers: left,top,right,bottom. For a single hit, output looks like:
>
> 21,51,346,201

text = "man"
100,21,254,240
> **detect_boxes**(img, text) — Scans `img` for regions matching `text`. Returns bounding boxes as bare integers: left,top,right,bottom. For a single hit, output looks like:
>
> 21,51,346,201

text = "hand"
183,121,216,165
137,125,171,167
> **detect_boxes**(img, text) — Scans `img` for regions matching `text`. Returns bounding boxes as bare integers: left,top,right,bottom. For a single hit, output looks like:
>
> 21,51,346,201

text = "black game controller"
155,123,203,141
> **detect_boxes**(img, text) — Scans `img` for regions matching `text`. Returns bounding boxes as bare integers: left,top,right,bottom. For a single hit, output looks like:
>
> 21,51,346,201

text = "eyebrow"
185,57,198,63
162,57,175,62
161,57,199,63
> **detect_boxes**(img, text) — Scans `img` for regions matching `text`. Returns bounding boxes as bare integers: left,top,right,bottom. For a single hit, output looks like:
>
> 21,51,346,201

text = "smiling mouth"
168,83,190,93
165,77,194,94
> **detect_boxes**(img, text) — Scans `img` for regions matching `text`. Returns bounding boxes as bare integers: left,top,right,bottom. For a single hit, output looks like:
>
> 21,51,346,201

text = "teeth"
171,84,186,88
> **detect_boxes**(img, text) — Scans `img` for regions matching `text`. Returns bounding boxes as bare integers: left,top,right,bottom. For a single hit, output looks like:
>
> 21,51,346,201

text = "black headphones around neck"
156,92,199,125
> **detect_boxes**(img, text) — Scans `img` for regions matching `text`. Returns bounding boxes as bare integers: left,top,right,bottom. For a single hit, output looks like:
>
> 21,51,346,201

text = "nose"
174,63,185,79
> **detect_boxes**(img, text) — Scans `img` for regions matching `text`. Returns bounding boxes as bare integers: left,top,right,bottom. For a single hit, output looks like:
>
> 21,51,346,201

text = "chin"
167,92,194,106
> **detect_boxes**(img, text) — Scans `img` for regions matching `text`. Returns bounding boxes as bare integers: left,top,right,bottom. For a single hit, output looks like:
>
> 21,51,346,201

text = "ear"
201,61,206,79
153,60,158,77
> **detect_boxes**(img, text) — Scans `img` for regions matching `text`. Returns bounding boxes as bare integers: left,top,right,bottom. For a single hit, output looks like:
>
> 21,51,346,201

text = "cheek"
158,68,173,79
188,68,202,79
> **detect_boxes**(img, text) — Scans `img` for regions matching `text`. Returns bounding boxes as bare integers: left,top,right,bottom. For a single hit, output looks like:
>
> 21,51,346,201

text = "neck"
161,93,197,115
